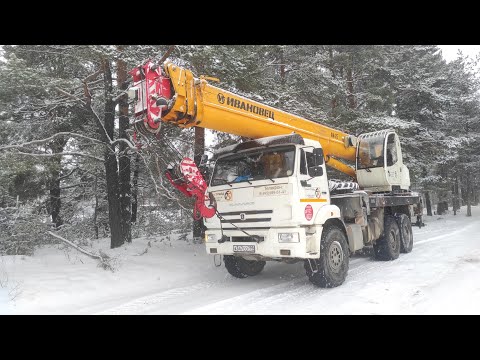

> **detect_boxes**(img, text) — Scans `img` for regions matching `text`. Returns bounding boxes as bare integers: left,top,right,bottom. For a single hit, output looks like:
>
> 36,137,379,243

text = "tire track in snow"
180,254,411,314
95,247,417,315
181,221,473,315
96,220,479,315
95,280,220,315
414,222,476,246
413,226,459,240
98,256,384,315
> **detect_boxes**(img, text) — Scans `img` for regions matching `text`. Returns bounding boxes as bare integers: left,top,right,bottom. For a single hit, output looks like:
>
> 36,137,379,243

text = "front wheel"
224,256,266,278
304,225,349,288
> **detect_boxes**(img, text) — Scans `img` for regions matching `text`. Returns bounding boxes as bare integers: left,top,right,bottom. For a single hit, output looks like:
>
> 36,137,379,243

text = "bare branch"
111,138,138,151
137,150,190,211
112,90,128,103
86,79,104,87
0,132,106,151
14,150,104,162
60,182,89,190
57,167,79,181
13,47,83,60
87,103,113,144
83,82,92,106
83,69,103,83
54,87,86,105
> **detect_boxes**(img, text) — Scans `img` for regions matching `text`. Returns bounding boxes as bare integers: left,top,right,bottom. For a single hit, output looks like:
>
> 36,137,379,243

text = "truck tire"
304,225,349,288
373,215,400,261
397,214,413,253
224,256,266,278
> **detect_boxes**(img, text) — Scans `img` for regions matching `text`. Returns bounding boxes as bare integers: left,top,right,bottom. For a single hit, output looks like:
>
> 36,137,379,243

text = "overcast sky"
437,45,480,62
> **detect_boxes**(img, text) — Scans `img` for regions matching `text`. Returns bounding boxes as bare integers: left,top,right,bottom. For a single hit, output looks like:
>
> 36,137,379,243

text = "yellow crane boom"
130,61,357,178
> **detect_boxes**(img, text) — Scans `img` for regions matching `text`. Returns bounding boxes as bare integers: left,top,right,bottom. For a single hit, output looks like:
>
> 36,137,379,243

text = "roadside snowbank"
1,206,479,314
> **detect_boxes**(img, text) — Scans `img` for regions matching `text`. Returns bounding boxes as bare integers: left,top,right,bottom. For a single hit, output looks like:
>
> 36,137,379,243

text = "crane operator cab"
355,130,410,192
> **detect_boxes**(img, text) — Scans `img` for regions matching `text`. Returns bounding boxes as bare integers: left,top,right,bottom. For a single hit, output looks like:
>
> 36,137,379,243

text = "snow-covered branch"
60,182,90,190
0,132,106,151
112,90,128,103
54,87,86,106
57,167,79,181
83,69,103,84
47,231,114,271
111,137,138,151
53,82,114,146
88,104,113,144
14,151,104,162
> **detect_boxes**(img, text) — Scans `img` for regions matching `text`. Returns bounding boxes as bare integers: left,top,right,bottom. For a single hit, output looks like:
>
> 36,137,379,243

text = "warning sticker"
212,190,233,202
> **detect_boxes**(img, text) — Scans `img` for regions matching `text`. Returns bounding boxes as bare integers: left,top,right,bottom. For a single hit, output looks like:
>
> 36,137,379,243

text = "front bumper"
204,227,323,259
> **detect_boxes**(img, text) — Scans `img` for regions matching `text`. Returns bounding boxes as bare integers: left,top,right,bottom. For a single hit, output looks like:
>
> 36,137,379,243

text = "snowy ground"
0,206,479,315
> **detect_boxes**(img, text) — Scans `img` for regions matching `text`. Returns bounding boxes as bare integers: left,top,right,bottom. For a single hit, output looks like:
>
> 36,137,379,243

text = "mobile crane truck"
128,60,423,288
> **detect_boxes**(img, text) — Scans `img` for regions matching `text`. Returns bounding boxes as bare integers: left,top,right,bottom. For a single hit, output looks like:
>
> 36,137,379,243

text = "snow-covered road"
1,206,479,314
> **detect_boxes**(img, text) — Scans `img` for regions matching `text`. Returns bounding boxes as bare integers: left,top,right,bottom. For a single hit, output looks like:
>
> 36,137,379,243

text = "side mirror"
199,155,209,179
127,87,139,101
308,165,323,177
313,148,324,166
199,154,209,167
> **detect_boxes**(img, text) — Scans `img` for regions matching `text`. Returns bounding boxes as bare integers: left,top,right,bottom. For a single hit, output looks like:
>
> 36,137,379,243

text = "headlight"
278,233,299,243
206,234,216,243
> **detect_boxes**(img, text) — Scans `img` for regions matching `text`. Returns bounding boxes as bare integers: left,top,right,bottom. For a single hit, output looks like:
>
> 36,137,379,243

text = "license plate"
233,245,255,253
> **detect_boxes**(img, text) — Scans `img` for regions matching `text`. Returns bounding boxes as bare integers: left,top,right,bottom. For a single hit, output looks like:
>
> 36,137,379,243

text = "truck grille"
231,236,264,243
219,210,273,223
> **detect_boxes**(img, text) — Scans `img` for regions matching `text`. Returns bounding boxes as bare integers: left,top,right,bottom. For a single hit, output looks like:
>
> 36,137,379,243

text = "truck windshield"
211,146,295,186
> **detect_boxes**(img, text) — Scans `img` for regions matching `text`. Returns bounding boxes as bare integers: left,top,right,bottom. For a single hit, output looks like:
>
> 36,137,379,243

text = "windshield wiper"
266,176,275,183
231,176,252,185
214,179,232,187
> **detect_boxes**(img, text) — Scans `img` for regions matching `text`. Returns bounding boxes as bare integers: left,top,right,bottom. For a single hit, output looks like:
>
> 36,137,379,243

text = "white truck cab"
203,134,419,288
204,134,349,285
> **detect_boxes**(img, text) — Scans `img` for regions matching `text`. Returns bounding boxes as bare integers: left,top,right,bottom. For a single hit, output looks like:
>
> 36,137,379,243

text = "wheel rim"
245,259,262,269
389,229,398,251
403,223,412,246
328,241,344,272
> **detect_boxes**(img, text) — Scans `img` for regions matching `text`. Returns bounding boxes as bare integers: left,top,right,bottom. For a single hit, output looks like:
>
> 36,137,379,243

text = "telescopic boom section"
129,61,357,178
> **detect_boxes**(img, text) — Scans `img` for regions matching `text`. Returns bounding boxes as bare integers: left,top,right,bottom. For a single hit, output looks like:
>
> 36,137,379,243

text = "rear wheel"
305,225,349,288
373,215,400,260
224,256,266,278
397,214,413,253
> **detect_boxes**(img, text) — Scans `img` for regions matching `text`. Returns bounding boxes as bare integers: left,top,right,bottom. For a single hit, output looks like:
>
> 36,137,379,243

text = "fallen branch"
133,247,148,256
47,231,114,271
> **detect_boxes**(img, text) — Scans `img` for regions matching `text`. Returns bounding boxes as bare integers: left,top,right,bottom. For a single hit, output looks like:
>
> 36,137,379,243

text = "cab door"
384,133,402,186
297,148,329,211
